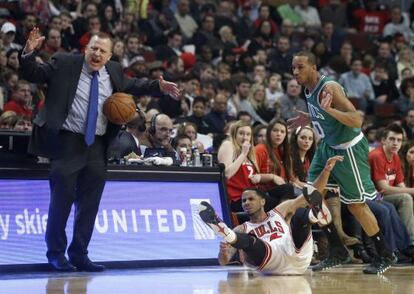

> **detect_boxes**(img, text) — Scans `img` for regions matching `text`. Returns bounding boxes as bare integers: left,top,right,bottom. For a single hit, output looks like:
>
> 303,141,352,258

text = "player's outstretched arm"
312,156,344,193
320,84,363,129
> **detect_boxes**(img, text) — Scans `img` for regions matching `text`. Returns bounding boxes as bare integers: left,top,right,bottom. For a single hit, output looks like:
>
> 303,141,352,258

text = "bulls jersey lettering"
247,220,285,241
242,209,313,275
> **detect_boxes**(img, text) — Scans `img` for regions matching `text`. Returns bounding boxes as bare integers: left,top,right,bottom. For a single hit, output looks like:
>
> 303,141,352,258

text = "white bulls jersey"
241,209,313,275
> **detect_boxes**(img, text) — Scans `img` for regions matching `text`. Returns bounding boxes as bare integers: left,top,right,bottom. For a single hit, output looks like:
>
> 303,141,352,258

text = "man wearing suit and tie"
20,28,180,272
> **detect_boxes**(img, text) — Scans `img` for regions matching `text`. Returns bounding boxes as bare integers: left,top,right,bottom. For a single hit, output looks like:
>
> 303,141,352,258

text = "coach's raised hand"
23,27,45,54
159,76,181,99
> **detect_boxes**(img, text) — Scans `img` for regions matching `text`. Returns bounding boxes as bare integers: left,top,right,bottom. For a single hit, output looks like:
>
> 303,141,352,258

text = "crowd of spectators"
1,0,414,264
0,0,413,143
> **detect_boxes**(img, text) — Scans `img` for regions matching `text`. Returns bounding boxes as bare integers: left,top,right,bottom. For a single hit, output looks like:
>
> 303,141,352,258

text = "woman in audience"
311,41,331,68
253,124,267,146
254,118,296,203
401,140,414,188
218,120,281,212
289,126,316,189
6,49,19,71
218,120,260,212
99,3,117,36
111,39,126,64
116,10,140,38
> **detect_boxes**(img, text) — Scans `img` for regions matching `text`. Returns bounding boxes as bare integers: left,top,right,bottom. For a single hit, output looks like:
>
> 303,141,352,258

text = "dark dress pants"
46,131,107,260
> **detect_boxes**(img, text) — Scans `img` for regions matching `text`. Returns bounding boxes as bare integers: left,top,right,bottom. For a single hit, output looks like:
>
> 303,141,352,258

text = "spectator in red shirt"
252,5,278,36
369,123,414,245
353,0,390,35
3,80,33,119
219,119,292,212
218,120,260,212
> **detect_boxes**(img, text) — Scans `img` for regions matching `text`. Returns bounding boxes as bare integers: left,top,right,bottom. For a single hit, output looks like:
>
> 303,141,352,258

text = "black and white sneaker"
363,256,392,274
312,249,352,271
199,201,233,240
303,185,331,225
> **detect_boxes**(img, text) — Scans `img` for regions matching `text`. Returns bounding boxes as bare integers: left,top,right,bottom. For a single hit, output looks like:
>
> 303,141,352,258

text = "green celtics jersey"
304,75,361,147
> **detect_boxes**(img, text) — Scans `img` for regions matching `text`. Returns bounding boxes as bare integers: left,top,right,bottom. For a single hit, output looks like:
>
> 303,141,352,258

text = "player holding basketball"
20,28,179,272
288,51,393,274
199,157,340,275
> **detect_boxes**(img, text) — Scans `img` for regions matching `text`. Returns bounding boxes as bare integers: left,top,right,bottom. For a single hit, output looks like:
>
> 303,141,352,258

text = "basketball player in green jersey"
289,51,393,274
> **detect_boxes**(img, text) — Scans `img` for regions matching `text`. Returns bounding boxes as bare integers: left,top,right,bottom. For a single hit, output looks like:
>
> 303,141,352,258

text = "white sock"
223,227,237,244
308,210,319,224
308,203,332,225
212,221,237,243
317,203,332,226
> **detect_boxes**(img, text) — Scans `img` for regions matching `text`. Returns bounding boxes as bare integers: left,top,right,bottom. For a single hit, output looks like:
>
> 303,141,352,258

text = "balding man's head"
153,114,173,146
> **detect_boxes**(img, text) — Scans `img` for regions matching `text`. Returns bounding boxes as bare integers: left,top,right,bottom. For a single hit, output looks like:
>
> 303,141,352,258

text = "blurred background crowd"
0,0,413,146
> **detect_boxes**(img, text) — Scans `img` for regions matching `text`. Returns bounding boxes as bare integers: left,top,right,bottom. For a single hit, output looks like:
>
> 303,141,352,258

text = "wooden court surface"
1,264,414,294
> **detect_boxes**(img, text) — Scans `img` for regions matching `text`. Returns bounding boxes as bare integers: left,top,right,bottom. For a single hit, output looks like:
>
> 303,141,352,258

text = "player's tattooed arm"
320,83,363,128
312,156,344,193
218,225,244,265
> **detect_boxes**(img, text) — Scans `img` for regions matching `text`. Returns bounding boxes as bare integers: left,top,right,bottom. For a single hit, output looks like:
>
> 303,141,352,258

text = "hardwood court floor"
1,264,414,294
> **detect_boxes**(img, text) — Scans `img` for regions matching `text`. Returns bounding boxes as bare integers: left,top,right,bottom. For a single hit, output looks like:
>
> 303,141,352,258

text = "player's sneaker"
303,185,331,225
363,256,393,274
312,249,352,271
312,254,352,271
199,201,235,241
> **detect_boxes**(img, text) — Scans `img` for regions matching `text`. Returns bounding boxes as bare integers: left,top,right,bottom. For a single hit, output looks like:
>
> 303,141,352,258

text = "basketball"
103,92,136,125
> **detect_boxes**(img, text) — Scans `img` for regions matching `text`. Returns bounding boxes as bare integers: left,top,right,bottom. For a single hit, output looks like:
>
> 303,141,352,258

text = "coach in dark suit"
20,28,179,272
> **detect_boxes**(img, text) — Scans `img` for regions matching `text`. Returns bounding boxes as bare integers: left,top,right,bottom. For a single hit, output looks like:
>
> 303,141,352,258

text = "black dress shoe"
70,256,105,272
48,255,77,272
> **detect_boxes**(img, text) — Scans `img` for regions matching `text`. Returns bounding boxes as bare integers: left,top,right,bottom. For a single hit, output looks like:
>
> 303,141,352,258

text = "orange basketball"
103,92,136,125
